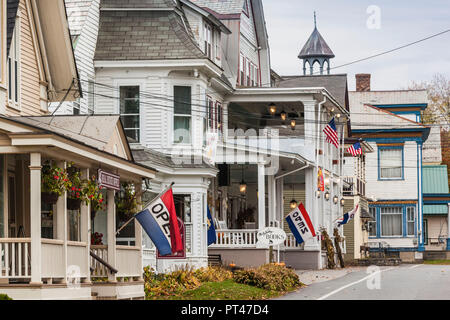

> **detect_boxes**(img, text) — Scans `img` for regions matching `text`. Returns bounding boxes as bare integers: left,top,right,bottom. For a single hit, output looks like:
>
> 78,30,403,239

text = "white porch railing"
211,230,258,248
284,234,304,249
116,245,142,278
0,238,31,279
91,245,108,277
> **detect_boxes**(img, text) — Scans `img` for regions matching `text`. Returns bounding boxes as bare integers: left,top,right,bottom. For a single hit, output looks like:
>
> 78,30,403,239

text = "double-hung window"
379,147,403,179
239,53,245,86
406,207,415,236
174,86,192,144
380,207,402,236
8,25,19,108
368,207,377,237
120,86,140,143
204,24,212,59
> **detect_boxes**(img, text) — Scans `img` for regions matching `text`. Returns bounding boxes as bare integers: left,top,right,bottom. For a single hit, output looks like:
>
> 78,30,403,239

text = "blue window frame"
378,146,404,180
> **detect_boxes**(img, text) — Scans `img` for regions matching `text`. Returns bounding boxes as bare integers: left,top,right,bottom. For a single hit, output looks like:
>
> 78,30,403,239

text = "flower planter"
42,192,59,205
67,198,82,211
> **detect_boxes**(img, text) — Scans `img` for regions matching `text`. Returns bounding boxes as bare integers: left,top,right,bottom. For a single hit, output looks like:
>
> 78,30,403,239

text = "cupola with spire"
298,12,335,75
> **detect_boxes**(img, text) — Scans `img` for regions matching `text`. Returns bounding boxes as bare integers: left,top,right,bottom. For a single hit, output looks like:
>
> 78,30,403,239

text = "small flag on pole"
323,117,339,148
336,205,359,227
135,187,183,256
207,206,217,246
347,142,363,157
285,203,317,244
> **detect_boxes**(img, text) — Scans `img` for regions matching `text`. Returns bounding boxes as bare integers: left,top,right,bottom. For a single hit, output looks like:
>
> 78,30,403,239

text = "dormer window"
243,0,249,17
204,23,212,59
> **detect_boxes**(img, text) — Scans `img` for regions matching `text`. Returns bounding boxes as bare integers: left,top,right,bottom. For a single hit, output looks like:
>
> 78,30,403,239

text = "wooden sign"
98,169,120,191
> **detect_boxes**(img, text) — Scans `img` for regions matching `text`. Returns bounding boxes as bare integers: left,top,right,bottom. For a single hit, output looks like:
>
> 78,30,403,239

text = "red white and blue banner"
285,203,317,244
135,188,183,256
337,204,359,227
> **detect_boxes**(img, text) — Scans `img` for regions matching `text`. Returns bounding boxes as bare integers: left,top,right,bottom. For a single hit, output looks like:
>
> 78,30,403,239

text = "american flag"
347,142,363,157
323,117,339,148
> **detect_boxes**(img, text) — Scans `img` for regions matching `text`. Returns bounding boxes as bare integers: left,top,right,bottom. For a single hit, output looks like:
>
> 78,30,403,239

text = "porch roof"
0,115,157,179
423,204,448,215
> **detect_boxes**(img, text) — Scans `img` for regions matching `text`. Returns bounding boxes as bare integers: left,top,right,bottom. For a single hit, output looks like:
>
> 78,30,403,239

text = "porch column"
276,177,284,224
29,153,42,284
257,163,266,230
135,181,143,281
107,189,117,282
80,168,90,283
447,203,450,251
56,161,67,284
268,175,276,226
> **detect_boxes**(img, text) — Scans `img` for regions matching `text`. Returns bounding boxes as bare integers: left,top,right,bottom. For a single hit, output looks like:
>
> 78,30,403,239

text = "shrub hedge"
233,264,301,292
0,294,12,300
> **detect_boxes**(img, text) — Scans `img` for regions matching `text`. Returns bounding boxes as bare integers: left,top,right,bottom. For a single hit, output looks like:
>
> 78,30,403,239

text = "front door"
423,219,428,245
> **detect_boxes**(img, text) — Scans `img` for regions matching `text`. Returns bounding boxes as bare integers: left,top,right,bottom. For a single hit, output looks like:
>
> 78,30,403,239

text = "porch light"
316,190,321,198
239,165,247,194
269,103,277,116
290,199,298,209
280,111,287,121
336,113,341,118
333,195,339,204
290,184,297,209
290,119,296,130
340,198,345,207
325,191,330,201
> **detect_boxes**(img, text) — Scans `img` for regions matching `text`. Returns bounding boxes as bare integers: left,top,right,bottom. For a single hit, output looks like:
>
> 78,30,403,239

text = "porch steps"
423,251,447,261
208,254,222,266
356,258,402,266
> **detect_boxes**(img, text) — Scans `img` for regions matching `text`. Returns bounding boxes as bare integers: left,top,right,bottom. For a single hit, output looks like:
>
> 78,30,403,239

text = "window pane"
124,129,139,142
121,115,140,129
174,86,191,115
174,116,191,144
380,148,402,178
120,86,140,142
381,207,402,236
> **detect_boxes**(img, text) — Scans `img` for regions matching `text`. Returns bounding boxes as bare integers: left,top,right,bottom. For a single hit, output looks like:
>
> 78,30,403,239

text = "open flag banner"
135,188,183,256
337,204,359,227
285,202,316,244
347,142,363,157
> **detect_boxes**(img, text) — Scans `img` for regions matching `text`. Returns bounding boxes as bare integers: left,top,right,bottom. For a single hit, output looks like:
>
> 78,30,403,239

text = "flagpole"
115,182,175,235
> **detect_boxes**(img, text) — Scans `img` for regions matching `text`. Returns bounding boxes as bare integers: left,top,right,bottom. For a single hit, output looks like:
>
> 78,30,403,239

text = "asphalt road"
276,264,450,300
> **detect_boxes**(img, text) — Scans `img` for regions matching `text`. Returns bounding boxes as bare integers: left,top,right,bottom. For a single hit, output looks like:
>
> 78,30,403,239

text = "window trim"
118,84,141,143
7,16,20,110
378,146,404,181
173,85,192,145
379,206,403,237
406,206,416,237
368,206,377,237
242,0,250,17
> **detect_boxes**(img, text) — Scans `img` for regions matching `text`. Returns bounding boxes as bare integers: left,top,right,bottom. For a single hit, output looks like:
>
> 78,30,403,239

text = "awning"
423,204,448,215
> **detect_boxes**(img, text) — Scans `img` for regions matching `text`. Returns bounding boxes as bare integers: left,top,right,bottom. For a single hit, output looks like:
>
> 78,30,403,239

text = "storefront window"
174,194,191,223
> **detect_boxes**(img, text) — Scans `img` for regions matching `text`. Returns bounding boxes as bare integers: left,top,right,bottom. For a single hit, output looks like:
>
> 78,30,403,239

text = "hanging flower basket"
67,198,82,210
115,183,139,223
41,192,59,205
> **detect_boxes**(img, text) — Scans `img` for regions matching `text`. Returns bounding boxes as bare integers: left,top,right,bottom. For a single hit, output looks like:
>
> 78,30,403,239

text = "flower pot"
67,198,82,211
42,192,59,205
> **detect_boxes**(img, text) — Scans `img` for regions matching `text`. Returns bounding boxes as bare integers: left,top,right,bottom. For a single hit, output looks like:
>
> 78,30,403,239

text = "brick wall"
356,74,371,92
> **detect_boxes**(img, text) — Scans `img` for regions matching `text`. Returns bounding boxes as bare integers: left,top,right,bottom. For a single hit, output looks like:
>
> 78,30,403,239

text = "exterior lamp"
280,111,287,121
269,103,277,116
336,113,341,118
290,184,297,209
340,198,345,207
290,119,296,130
333,196,339,204
316,190,321,198
325,191,330,201
239,165,247,194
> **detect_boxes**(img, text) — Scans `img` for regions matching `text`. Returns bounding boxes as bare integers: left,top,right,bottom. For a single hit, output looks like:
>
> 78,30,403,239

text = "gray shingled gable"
95,9,206,61
7,0,20,57
189,0,245,15
277,74,348,109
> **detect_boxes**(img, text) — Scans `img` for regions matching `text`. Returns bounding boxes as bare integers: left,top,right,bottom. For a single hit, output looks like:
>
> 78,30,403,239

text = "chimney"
356,74,371,92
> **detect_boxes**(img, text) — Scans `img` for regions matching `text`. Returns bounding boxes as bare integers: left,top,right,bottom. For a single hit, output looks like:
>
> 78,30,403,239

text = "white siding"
365,141,418,200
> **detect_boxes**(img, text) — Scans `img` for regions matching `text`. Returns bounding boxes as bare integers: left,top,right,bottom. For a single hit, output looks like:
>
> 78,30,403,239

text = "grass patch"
150,279,287,300
423,260,450,265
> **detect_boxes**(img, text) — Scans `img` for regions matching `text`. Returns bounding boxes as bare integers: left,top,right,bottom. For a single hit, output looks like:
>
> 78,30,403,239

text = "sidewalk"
296,266,366,285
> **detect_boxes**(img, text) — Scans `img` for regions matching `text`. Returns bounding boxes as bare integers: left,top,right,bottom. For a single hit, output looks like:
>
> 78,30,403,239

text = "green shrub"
233,264,301,292
0,294,12,300
194,266,233,283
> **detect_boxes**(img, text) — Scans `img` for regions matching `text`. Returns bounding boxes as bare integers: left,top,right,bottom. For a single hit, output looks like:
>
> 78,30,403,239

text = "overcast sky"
263,0,450,90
